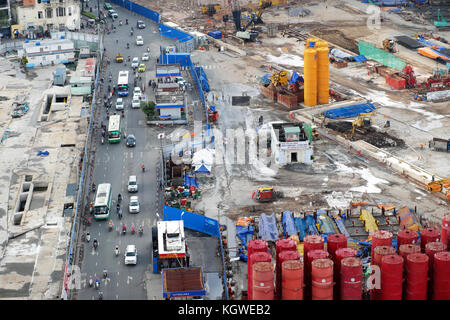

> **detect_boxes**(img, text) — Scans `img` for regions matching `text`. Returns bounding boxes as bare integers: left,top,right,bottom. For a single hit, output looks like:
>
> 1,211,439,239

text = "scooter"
131,224,135,235
93,241,98,250
122,224,127,235
118,209,123,220
86,232,91,242
98,291,103,300
88,276,93,287
130,30,133,36
121,110,124,118
115,246,120,256
126,19,128,25
101,136,104,144
103,269,108,279
139,226,143,236
95,277,100,289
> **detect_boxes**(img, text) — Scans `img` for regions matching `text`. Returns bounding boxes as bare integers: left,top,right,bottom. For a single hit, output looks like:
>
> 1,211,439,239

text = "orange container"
281,260,304,300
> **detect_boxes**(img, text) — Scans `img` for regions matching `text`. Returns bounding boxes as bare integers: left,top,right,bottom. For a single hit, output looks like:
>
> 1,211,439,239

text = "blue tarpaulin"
353,55,367,62
37,150,49,156
305,214,319,236
183,174,199,188
324,103,376,119
236,225,254,249
194,66,210,92
289,71,303,85
294,217,307,241
208,30,222,39
282,211,297,236
259,213,279,241
262,73,271,84
316,209,338,235
195,164,211,174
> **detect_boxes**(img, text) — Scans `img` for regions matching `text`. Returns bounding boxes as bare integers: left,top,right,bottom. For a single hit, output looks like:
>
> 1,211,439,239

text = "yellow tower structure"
316,41,330,104
304,44,318,107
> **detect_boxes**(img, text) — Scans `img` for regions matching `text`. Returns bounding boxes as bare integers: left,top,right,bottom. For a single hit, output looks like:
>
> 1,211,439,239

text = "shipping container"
429,137,450,152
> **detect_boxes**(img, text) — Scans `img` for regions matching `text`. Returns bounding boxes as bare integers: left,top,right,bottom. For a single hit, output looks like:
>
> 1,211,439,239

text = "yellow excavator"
427,178,450,201
382,39,397,53
351,113,372,137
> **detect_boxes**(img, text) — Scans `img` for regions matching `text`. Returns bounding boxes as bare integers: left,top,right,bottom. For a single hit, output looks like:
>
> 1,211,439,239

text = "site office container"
385,74,406,90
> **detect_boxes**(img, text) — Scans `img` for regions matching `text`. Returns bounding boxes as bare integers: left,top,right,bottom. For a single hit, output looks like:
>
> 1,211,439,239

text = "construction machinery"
201,3,222,16
230,0,271,42
351,114,372,137
427,178,450,192
382,39,397,53
434,8,450,30
270,71,289,87
252,187,283,202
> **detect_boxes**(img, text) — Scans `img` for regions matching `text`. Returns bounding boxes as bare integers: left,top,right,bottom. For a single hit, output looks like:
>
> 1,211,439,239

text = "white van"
128,175,138,192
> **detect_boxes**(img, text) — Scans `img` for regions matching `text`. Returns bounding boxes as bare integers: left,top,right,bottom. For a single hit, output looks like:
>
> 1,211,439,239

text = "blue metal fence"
158,24,194,43
108,0,160,23
163,206,228,300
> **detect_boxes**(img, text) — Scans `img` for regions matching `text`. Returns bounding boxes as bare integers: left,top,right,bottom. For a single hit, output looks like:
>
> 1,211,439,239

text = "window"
68,6,71,16
56,55,60,59
56,7,65,17
38,11,43,19
46,8,52,18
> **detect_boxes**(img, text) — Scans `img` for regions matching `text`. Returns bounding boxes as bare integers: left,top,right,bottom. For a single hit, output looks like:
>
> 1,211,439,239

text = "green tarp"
358,40,406,71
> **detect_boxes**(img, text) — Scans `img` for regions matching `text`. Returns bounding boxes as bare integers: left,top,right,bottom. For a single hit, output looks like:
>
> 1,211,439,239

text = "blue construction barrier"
324,103,376,119
159,24,194,43
194,66,210,92
108,0,160,23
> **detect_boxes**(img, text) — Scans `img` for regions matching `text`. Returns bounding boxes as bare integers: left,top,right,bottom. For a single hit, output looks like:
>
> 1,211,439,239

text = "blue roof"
195,164,210,174
324,103,376,119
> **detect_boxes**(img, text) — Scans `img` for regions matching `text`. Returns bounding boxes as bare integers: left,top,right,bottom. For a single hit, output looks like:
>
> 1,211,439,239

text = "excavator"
427,178,450,201
230,0,271,42
382,39,397,53
351,114,372,138
270,71,288,87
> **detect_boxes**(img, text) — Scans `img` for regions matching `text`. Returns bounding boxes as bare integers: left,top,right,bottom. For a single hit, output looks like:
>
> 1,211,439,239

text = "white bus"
108,114,121,143
117,70,129,96
93,183,112,220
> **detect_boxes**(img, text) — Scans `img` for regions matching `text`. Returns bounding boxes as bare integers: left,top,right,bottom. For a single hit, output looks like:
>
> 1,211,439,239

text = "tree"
141,100,156,119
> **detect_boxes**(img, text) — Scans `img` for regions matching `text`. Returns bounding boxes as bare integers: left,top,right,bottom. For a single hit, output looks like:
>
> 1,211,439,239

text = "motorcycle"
101,136,104,144
115,246,120,256
118,209,123,219
126,43,130,49
118,194,122,203
108,220,113,231
95,277,100,289
98,291,103,300
88,276,93,287
121,110,124,118
91,183,96,193
103,269,108,279
126,19,128,25
131,224,135,235
86,232,91,242
141,165,145,172
122,224,127,235
130,30,133,36
138,225,143,236
93,240,98,250
147,46,150,52
119,20,123,26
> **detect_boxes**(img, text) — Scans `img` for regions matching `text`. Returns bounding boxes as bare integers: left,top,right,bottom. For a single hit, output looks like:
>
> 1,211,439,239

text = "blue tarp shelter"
183,174,199,188
282,211,297,236
353,55,367,63
324,103,376,119
259,213,278,241
289,71,303,85
236,225,254,249
194,164,211,174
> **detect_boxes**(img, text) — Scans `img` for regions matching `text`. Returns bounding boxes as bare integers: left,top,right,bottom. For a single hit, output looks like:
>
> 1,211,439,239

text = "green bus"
108,115,121,143
104,2,113,10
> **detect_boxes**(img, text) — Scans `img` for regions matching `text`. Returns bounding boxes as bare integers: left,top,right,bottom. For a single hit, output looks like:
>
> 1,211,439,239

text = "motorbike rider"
86,231,91,242
116,202,120,212
126,19,128,25
115,245,120,255
118,208,123,219
93,238,98,249
141,164,145,172
95,277,100,288
103,268,108,278
108,219,114,229
118,193,122,203
122,223,127,233
139,225,143,234
131,224,135,234
126,43,130,49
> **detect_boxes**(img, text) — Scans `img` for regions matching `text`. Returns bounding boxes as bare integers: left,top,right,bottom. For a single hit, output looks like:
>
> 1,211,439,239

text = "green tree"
21,56,28,66
141,100,156,120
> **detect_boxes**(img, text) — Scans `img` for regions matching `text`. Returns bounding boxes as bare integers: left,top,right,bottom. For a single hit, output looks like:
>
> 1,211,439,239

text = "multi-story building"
19,38,75,67
0,0,12,36
11,0,80,38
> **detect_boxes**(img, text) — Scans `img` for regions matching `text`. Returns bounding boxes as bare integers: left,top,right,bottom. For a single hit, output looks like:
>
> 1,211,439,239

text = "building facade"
11,0,80,38
19,38,75,67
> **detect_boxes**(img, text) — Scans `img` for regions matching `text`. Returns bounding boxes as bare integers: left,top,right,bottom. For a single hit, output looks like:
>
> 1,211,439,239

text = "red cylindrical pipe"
304,248,328,299
371,230,393,258
311,258,334,300
380,254,404,300
327,233,348,261
441,215,450,246
252,262,274,300
282,260,304,300
340,257,363,300
433,251,450,300
373,246,396,267
399,244,421,261
335,247,357,298
277,250,300,300
397,230,419,251
275,239,297,299
425,242,447,279
405,253,429,300
248,248,270,300
420,228,440,252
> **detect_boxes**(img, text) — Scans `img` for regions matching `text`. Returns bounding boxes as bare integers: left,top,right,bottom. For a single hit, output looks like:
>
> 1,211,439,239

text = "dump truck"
429,137,450,152
252,187,283,202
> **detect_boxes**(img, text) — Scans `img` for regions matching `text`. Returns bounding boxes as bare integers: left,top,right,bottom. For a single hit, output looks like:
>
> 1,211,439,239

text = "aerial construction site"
154,0,450,301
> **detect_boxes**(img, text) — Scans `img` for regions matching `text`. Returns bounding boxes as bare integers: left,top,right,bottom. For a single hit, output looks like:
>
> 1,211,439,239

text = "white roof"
192,148,215,166
157,220,185,255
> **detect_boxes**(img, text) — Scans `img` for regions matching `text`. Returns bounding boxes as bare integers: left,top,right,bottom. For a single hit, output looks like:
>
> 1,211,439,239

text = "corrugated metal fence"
108,0,160,23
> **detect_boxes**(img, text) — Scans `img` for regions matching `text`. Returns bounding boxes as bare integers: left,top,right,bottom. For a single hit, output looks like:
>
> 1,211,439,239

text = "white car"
133,86,142,99
128,175,138,192
174,76,186,90
115,98,124,110
136,35,144,46
131,95,141,109
142,52,149,61
131,57,139,68
124,245,137,265
129,195,140,213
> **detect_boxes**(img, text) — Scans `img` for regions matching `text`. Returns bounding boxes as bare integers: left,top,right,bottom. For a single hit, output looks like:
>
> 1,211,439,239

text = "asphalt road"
77,2,175,300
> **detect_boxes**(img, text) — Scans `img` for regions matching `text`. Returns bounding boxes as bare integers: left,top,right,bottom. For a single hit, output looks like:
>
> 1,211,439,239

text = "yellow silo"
317,42,330,104
305,38,319,48
304,45,318,107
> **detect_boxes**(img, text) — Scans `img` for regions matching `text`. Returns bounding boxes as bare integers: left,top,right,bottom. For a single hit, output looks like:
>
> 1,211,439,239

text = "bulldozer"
382,39,397,53
252,187,283,202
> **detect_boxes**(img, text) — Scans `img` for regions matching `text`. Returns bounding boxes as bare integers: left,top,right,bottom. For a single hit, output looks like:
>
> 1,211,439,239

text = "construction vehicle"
201,3,221,16
434,8,450,30
351,114,372,137
230,0,271,42
115,53,123,63
427,178,450,192
382,39,397,53
270,71,288,87
252,187,283,202
152,220,189,273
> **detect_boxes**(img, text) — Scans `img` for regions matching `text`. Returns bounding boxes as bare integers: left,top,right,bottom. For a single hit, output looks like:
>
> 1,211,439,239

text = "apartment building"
11,0,80,38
